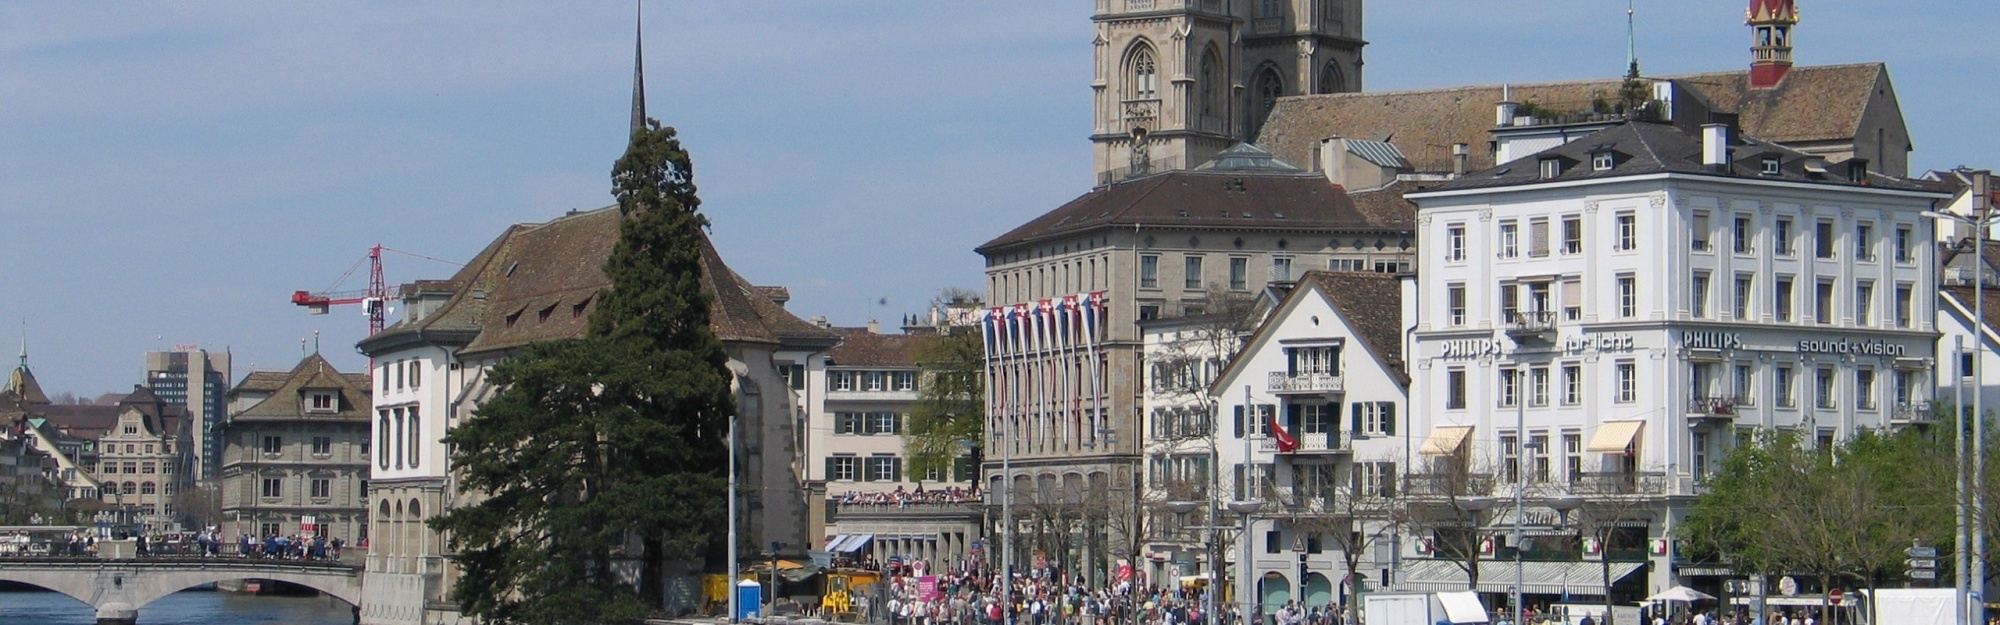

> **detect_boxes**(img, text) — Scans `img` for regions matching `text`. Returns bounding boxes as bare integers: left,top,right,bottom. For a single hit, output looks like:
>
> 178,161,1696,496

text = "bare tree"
1270,456,1398,622
1570,471,1666,625
172,484,223,530
1392,451,1497,590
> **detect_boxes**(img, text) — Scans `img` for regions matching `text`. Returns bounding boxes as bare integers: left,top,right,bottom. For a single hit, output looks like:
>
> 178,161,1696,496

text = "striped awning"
1421,425,1475,456
1588,421,1645,454
827,534,874,554
1396,559,1644,596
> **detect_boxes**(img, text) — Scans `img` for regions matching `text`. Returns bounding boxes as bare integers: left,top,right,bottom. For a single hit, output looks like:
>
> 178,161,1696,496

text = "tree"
903,316,985,483
1394,451,1498,591
429,120,733,625
171,484,222,530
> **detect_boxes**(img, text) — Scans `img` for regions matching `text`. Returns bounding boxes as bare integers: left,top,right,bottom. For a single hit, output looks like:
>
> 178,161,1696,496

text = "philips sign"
1681,331,1743,350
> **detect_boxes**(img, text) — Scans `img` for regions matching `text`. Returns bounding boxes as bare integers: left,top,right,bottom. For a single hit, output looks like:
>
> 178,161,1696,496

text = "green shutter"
1384,403,1397,435
825,456,837,481
1233,405,1245,438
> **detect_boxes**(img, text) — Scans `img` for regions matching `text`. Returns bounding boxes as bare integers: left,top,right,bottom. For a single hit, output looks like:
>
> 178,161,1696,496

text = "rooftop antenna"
314,330,322,355
17,319,25,368
630,0,647,135
1625,0,1640,78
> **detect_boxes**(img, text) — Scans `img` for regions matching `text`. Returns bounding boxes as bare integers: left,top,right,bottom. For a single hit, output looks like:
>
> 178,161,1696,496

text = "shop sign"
1563,333,1635,353
1438,338,1502,359
1797,338,1907,356
1681,331,1743,350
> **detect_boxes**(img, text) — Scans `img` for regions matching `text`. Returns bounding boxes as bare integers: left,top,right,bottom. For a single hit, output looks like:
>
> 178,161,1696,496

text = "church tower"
1746,0,1798,88
1090,0,1364,184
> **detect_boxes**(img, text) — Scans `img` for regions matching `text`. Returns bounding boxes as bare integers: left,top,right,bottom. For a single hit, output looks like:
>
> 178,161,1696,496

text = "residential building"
1200,271,1410,613
1936,241,2000,407
1402,119,1944,601
1922,168,1996,242
143,349,232,483
219,353,371,547
76,387,197,530
978,144,1413,581
1090,0,1365,182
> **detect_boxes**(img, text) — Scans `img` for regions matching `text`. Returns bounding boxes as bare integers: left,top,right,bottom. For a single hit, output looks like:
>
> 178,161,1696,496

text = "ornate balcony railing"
1688,395,1740,418
1504,311,1558,341
1268,371,1343,394
1892,401,1938,424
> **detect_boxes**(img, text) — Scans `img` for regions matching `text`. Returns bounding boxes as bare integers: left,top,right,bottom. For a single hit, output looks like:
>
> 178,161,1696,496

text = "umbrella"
1646,586,1717,603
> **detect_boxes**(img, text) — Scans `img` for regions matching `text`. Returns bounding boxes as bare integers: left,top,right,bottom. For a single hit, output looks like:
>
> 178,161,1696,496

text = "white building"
1402,120,1946,602
1937,245,2000,407
1203,271,1411,615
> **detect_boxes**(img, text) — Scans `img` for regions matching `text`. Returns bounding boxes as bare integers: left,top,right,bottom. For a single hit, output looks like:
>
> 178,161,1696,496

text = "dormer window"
1761,156,1782,175
1591,152,1615,172
308,392,336,412
1539,158,1564,179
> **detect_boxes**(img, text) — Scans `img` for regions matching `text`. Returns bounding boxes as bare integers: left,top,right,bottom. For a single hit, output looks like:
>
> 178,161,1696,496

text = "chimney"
1702,124,1731,171
1496,101,1520,127
1452,143,1470,177
1319,136,1348,186
866,319,881,334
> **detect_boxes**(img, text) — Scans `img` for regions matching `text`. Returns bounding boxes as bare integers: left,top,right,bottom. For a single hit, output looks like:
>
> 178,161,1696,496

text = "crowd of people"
856,559,1338,625
837,485,984,507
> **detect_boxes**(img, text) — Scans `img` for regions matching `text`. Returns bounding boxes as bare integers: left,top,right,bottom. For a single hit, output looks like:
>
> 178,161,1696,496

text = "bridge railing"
0,537,357,564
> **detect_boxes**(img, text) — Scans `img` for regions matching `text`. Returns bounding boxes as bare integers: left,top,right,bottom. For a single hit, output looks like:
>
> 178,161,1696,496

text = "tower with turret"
1747,0,1799,88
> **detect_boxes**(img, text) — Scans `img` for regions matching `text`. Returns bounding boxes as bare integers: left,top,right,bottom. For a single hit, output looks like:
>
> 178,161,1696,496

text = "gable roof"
361,206,837,358
1210,269,1407,393
826,328,926,368
231,371,291,396
231,353,371,422
1257,63,1892,175
978,168,1385,254
4,362,49,406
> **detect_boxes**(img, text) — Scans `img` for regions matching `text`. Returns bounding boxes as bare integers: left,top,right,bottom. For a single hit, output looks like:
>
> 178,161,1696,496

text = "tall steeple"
631,1,648,135
1625,0,1640,79
6,322,48,405
1747,0,1799,89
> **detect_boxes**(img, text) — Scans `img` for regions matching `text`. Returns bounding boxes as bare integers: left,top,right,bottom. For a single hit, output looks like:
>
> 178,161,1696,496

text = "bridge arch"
0,559,363,622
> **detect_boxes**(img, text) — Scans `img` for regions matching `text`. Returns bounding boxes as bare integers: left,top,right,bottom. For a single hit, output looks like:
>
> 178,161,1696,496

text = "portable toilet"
737,579,763,620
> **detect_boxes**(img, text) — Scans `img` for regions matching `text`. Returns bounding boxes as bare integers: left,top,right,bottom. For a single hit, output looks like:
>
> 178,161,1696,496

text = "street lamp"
1229,500,1266,625
1547,495,1584,609
1927,206,1995,612
1454,497,1496,617
1163,501,1209,624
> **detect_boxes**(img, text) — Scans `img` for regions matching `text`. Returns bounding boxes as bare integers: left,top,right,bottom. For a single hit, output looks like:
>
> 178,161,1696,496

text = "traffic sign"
1830,590,1843,605
1910,570,1939,580
1908,546,1939,558
1907,559,1938,569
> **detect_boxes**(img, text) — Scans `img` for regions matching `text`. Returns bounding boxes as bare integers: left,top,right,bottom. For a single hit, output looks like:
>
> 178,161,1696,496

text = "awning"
1396,559,1645,596
1421,425,1475,456
829,534,874,554
1587,420,1645,454
823,534,848,551
1437,590,1490,624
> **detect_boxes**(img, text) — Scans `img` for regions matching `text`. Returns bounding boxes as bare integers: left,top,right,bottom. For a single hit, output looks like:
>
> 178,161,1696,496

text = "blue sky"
2,1,1993,396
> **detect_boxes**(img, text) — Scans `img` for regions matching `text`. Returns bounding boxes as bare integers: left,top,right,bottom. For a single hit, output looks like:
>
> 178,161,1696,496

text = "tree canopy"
903,328,984,482
430,120,733,625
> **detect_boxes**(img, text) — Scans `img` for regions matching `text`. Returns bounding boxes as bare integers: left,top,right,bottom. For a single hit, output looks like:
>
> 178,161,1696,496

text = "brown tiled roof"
1944,285,2000,340
1257,63,1889,175
232,353,371,422
37,404,120,440
978,170,1383,253
1345,180,1422,230
5,364,49,406
1299,270,1407,386
231,371,290,395
826,328,925,368
368,206,837,358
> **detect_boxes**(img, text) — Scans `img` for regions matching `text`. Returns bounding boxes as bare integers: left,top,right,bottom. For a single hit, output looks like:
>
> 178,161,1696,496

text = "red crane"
291,245,461,336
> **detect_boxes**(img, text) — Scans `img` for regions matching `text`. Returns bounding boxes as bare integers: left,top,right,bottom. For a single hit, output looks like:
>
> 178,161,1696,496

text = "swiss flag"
1268,412,1300,453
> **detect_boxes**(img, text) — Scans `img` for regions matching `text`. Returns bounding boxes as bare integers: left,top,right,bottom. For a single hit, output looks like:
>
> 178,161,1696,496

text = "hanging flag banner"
1268,412,1300,453
980,292,1110,455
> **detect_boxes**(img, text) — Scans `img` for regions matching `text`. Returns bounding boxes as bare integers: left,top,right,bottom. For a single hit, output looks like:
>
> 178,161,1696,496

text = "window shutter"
1384,403,1397,436
1351,403,1363,435
892,457,904,483
1234,405,1245,438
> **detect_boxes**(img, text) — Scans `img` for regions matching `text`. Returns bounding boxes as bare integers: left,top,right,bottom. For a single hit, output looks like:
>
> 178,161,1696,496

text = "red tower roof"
1748,0,1797,24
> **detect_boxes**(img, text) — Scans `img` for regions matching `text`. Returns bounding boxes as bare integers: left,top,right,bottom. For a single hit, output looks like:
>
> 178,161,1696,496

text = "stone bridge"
0,556,362,624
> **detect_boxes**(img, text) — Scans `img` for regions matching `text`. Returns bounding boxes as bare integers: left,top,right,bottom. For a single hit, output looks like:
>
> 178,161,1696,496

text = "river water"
0,589,355,624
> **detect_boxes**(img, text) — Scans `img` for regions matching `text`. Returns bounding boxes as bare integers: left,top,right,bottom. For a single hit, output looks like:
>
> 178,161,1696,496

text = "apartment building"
219,354,371,546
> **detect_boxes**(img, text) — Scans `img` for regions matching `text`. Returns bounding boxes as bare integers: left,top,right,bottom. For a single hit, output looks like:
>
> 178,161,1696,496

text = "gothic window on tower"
1199,48,1221,124
1126,44,1158,102
1256,68,1284,116
1316,61,1344,95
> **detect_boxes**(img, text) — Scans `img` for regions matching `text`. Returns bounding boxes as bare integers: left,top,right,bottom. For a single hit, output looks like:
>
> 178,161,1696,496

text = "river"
0,589,356,624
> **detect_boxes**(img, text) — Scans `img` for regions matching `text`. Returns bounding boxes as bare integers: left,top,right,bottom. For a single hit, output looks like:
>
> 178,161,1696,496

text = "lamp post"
1230,500,1266,625
1455,496,1497,610
727,412,739,624
1165,501,1210,624
1547,495,1584,610
1928,205,1995,613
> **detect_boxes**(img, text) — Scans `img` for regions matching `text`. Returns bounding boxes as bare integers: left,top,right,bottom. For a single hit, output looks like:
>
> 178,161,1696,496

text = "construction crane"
291,245,461,336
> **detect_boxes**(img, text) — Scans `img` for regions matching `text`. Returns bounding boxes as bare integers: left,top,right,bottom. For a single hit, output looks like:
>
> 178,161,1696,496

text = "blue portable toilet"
736,579,763,620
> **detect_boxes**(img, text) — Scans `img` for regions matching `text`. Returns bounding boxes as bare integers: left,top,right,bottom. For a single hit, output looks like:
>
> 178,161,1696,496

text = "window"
866,455,902,482
1184,256,1204,289
896,372,915,391
1895,226,1914,262
261,477,282,499
1896,285,1914,328
1736,363,1756,406
262,436,282,455
835,412,863,435
1139,255,1159,289
1592,152,1615,171
869,412,901,435
1539,158,1563,179
1562,216,1583,253
1328,258,1364,272
1447,225,1467,261
409,361,421,388
1530,366,1550,407
1692,430,1710,480
1562,365,1582,405
1776,366,1796,407
309,393,334,411
1529,218,1550,257
1691,211,1711,251
122,481,136,495
1855,281,1875,326
1561,278,1582,320
1285,345,1339,376
140,481,155,495
1775,217,1794,255
1272,257,1293,282
141,463,155,474
1357,462,1396,498
1856,369,1877,410
1616,361,1637,403
377,412,390,470
865,371,886,391
1855,222,1874,261
1447,369,1467,410
1761,156,1781,175
1500,284,1519,324
1294,402,1335,434
1735,274,1754,320
311,478,332,499
406,408,420,469
1616,212,1637,251
1815,220,1836,258
1815,280,1835,324
1617,274,1637,318
1530,432,1551,483
1775,277,1795,322
1499,368,1519,408
1897,370,1921,407
394,361,404,390
1811,367,1839,409
1229,258,1248,290
1564,432,1583,481
1691,273,1710,318
1733,216,1752,253
1499,221,1519,258
123,425,136,435
1500,433,1520,483
1128,45,1157,100
1447,284,1467,326
1354,402,1396,436
827,456,858,481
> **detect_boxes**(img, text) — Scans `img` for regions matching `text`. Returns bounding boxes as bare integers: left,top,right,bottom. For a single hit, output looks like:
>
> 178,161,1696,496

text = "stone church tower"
1090,0,1364,182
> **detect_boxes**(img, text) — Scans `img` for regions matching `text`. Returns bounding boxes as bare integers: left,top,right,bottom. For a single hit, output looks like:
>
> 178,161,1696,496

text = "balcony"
1503,311,1557,343
1257,431,1350,454
1571,471,1666,496
1892,401,1939,424
1268,371,1343,395
1687,395,1740,419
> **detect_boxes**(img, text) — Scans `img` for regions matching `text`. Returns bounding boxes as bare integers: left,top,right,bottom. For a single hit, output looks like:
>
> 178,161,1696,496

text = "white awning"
1437,591,1490,624
823,534,848,551
830,534,874,554
1587,420,1645,454
1421,425,1475,456
1397,559,1645,596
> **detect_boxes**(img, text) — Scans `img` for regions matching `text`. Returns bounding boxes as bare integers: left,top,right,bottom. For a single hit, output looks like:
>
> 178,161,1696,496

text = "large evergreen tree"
431,120,733,624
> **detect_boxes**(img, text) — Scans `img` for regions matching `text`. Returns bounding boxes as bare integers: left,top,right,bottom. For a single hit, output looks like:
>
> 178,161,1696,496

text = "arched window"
123,481,137,495
1125,43,1158,101
379,499,392,523
1256,67,1285,114
393,408,405,470
406,408,421,469
408,498,423,520
1199,47,1222,119
1316,61,1344,94
377,411,391,470
141,482,156,495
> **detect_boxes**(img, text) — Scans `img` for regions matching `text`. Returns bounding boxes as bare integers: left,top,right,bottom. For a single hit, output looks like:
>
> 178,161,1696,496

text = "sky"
2,1,1994,396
